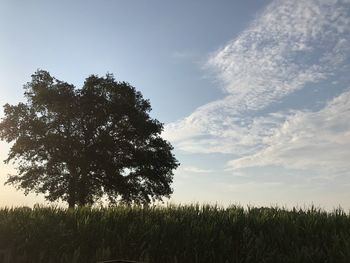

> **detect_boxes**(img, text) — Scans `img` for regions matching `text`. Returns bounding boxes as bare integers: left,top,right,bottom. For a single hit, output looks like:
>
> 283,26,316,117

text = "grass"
0,204,350,262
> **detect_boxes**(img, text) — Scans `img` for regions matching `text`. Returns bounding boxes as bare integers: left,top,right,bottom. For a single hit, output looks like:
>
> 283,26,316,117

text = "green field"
0,205,349,263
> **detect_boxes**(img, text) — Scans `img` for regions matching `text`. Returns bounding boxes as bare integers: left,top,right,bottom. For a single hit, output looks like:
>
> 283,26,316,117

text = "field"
0,205,350,263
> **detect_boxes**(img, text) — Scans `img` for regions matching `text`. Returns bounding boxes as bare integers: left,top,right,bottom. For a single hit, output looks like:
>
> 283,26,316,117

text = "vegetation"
0,71,178,207
0,204,350,263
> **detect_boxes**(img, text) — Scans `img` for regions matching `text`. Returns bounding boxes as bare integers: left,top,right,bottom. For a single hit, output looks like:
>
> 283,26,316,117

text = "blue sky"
1,0,350,209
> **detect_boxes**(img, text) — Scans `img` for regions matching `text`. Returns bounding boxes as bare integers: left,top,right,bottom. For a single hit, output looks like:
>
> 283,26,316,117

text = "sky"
0,0,350,210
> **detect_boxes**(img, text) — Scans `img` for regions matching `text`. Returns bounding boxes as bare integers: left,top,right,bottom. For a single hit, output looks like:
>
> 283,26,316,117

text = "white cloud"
229,89,350,176
181,166,213,174
163,0,350,177
163,0,349,146
207,0,349,105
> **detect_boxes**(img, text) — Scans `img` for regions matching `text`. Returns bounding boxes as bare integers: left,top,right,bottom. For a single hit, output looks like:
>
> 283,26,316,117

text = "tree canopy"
0,70,179,207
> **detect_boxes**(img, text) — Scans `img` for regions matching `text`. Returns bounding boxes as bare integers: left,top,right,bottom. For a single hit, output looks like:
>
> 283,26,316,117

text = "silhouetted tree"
0,70,179,207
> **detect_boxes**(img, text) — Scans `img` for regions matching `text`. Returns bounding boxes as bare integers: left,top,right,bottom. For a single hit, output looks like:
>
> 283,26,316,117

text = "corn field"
0,205,350,263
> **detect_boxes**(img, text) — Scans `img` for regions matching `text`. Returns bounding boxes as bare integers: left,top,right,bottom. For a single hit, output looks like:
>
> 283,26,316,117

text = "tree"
0,70,179,207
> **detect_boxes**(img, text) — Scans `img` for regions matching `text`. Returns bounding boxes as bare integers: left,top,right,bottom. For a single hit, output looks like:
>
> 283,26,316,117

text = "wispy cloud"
229,89,350,176
182,166,213,174
163,0,350,176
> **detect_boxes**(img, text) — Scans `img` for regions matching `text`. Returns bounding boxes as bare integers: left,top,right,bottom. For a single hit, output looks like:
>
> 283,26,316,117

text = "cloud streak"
164,0,350,176
181,166,213,174
229,89,350,176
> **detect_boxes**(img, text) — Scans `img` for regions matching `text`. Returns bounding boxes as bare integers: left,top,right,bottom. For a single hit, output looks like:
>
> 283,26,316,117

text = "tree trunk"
67,165,77,208
68,182,76,208
68,198,76,209
77,167,89,207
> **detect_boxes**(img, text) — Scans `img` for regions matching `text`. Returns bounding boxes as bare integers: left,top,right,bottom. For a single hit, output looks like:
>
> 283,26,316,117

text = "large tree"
0,70,179,207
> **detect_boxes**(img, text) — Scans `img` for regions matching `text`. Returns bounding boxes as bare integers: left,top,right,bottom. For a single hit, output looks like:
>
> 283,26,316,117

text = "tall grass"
0,204,350,262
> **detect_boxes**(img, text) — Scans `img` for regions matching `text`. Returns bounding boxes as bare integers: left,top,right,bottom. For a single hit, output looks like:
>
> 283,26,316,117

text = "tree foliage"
0,70,179,207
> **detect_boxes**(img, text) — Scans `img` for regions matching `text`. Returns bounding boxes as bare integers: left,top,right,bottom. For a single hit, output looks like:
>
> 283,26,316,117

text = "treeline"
0,205,350,263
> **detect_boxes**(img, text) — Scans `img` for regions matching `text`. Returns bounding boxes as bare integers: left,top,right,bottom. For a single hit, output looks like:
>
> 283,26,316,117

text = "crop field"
0,205,350,263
